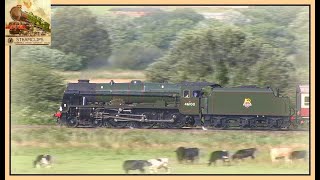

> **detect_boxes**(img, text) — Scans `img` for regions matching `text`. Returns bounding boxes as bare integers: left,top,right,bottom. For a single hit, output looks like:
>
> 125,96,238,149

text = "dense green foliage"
239,7,301,54
101,8,204,50
51,7,112,67
11,61,65,124
108,43,163,70
100,8,204,69
146,26,295,93
12,46,84,71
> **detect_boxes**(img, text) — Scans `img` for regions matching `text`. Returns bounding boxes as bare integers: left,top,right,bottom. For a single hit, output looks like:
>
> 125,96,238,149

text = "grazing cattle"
175,147,200,164
33,154,52,168
147,158,170,173
208,150,230,166
122,160,151,174
290,150,308,161
270,147,293,163
175,147,186,163
232,148,257,161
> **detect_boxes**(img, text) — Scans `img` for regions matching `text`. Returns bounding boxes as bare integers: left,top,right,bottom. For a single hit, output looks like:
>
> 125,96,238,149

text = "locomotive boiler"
56,79,296,130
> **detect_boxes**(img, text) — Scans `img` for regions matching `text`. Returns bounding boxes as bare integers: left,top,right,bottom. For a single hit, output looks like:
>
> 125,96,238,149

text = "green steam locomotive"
55,79,298,130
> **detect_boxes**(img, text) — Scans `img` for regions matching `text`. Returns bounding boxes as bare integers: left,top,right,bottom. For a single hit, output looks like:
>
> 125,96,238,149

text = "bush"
11,62,65,125
108,43,163,70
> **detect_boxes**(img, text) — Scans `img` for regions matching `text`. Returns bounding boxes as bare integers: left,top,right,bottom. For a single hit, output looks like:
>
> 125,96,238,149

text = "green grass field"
10,126,309,174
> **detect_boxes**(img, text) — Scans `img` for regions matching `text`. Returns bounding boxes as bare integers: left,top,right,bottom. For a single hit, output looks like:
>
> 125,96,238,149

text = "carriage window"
304,96,309,106
183,90,190,98
193,90,201,97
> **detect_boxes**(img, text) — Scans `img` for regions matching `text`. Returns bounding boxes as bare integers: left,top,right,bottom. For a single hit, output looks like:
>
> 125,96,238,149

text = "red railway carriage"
296,85,310,125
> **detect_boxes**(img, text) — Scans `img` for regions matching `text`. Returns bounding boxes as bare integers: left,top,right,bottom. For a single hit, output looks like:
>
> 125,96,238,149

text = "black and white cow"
175,147,200,164
147,158,170,173
231,148,257,161
122,160,151,174
208,150,230,166
33,154,53,168
290,150,308,161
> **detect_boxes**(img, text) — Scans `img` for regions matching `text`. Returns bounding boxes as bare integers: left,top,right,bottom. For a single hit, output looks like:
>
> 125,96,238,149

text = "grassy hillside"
11,126,309,174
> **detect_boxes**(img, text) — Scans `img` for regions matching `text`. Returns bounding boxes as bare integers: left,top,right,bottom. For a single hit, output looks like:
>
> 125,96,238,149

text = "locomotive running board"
102,115,174,122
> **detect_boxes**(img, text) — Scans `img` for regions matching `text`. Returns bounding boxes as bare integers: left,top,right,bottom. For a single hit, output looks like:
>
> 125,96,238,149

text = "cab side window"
193,90,201,97
183,90,190,98
304,96,309,106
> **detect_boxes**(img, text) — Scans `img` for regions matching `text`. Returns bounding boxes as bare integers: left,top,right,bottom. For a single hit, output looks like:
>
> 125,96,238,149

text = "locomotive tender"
56,79,297,130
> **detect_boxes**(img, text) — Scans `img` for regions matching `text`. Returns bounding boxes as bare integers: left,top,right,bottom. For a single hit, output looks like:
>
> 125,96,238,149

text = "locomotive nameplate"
184,102,196,106
180,98,200,115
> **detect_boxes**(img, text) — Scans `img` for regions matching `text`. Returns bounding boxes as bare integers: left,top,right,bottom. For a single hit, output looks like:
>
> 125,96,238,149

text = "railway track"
10,124,309,132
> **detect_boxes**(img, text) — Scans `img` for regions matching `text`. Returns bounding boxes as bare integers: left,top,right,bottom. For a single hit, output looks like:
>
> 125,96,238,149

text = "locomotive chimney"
78,79,90,83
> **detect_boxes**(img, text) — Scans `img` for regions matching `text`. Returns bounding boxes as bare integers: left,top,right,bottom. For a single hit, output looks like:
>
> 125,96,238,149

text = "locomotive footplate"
103,114,175,122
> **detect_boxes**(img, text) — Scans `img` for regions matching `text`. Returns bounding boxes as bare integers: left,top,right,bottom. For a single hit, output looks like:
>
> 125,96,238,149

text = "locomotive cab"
179,82,221,115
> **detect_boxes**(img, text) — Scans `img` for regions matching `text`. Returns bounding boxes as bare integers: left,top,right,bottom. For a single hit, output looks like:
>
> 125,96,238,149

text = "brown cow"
270,147,293,163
